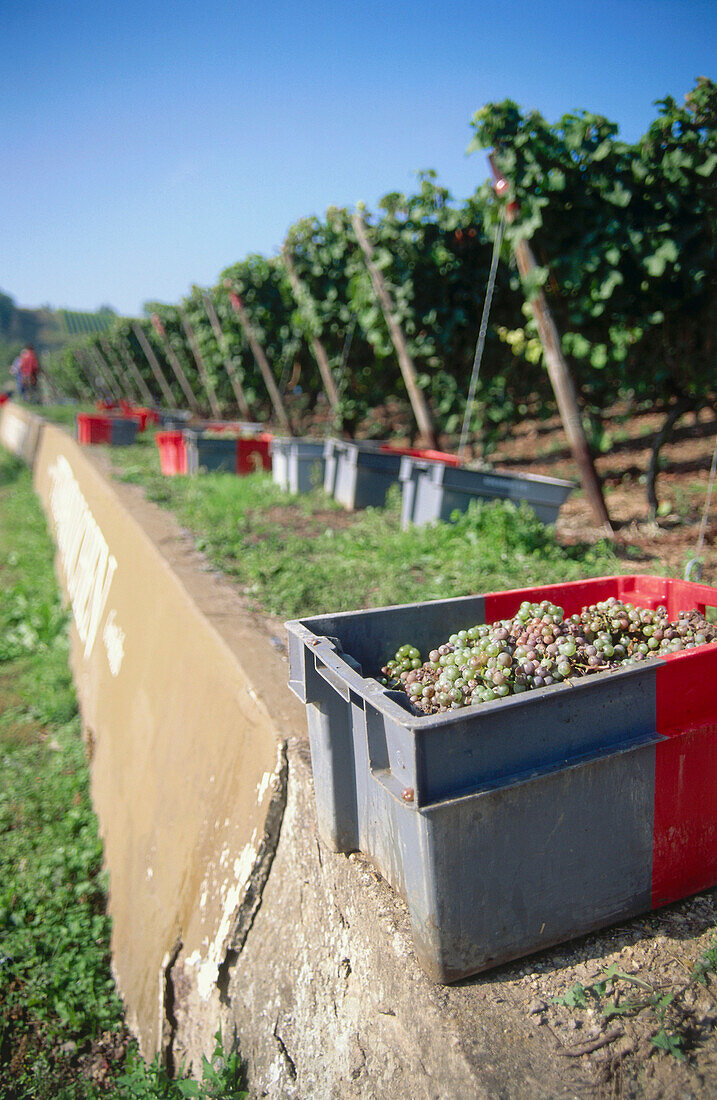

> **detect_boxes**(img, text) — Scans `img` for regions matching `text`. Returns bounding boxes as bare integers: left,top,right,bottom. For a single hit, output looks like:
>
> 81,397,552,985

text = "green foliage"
58,309,116,337
217,254,307,419
0,452,121,1095
116,1031,248,1099
42,78,716,487
554,982,588,1009
691,935,717,987
469,79,716,421
650,1028,686,1061
283,209,386,432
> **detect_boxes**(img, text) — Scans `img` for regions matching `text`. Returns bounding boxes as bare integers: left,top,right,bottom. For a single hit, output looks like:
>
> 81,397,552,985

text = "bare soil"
486,404,717,583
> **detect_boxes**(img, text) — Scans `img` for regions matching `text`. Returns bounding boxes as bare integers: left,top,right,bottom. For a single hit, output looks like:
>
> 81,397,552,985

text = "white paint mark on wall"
256,770,272,803
157,948,172,1053
103,609,125,676
0,411,28,453
197,842,258,999
48,456,117,660
184,830,259,1002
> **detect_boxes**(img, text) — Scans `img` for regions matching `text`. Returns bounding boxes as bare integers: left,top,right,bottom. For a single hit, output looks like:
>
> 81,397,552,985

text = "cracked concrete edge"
159,937,183,1073
216,740,290,1002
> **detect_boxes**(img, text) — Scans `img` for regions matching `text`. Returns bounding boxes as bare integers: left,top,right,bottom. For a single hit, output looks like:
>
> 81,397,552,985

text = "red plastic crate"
481,573,717,911
129,406,160,432
202,421,238,434
379,444,461,467
114,402,160,432
77,413,112,444
236,433,273,474
155,430,188,475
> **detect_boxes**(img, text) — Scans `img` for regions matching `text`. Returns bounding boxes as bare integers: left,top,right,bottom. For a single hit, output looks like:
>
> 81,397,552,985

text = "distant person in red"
19,345,41,403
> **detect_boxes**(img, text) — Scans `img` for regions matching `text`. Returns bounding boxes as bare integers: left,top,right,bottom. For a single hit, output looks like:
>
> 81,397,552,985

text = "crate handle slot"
314,661,352,702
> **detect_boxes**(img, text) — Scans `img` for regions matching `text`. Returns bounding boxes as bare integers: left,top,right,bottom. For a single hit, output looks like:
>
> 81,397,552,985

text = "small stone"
528,999,547,1015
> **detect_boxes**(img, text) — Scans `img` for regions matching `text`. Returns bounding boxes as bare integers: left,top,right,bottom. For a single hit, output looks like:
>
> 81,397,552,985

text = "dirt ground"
486,404,717,584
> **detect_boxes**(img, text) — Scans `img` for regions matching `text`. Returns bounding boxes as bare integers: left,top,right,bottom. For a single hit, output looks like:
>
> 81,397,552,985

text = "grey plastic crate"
160,409,193,429
184,431,236,474
109,418,139,445
271,438,326,494
285,590,668,982
400,456,575,528
323,439,403,510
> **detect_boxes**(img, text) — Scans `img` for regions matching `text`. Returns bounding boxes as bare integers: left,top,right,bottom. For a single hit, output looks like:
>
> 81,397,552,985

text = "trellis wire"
685,427,717,582
458,206,507,458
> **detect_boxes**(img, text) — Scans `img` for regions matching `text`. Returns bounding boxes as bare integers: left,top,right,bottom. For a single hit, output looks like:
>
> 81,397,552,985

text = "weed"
117,1031,248,1098
551,956,713,1063
691,935,717,986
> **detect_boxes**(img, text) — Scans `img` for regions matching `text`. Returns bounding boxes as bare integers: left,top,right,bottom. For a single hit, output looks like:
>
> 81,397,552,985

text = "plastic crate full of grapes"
286,574,717,983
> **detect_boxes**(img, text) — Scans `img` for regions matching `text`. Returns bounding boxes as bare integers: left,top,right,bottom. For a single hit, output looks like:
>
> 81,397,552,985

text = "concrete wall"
3,406,299,1055
1,403,591,1098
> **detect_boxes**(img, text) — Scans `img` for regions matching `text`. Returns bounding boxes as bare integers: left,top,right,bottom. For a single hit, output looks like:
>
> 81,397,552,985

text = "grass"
15,402,94,430
0,448,247,1098
105,429,622,623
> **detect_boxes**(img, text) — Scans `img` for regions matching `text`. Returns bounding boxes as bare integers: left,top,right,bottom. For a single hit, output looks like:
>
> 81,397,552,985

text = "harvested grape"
378,600,717,716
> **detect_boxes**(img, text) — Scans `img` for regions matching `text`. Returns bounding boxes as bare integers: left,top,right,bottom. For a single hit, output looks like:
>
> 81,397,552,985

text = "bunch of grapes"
379,598,717,716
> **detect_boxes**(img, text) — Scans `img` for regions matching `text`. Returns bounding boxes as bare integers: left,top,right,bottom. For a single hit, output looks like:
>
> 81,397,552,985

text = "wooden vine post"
282,247,340,413
351,212,438,448
224,282,293,435
132,323,176,409
72,349,97,396
67,351,94,400
490,159,614,537
179,310,222,419
39,359,63,402
72,350,98,398
202,294,252,420
100,337,141,404
150,315,202,416
113,336,155,407
88,346,123,403
99,343,134,403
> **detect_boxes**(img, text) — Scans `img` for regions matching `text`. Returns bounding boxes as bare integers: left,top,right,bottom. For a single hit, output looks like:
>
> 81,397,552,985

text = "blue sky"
3,0,715,316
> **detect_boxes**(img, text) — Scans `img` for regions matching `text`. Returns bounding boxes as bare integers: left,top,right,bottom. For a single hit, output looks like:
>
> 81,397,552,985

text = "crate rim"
401,455,577,490
286,572,717,730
